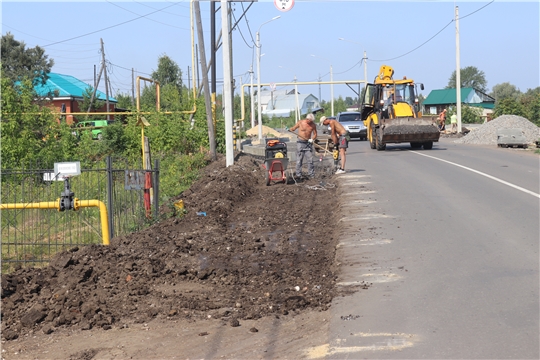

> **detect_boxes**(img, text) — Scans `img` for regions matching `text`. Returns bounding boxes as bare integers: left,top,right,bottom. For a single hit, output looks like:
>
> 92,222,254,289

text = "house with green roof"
34,72,117,124
423,87,495,118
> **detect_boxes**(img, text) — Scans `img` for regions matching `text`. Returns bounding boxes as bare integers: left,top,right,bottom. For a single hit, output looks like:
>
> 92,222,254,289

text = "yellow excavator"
360,65,440,150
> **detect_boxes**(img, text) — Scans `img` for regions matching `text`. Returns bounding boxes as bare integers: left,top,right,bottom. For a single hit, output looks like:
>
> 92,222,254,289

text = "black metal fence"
1,157,160,272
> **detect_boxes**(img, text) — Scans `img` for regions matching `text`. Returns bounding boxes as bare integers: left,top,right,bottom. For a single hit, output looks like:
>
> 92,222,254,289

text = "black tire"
375,128,386,151
265,170,270,186
423,141,433,150
410,142,422,149
370,125,376,149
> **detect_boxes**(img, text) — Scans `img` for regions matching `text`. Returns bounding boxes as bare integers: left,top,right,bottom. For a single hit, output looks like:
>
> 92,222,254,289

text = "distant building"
258,89,320,118
33,72,117,124
423,87,495,119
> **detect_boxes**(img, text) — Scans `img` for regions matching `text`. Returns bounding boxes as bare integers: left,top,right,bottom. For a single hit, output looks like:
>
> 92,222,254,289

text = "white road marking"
411,151,540,198
305,332,416,358
338,271,401,285
337,238,391,248
339,181,372,186
339,214,393,222
340,174,371,178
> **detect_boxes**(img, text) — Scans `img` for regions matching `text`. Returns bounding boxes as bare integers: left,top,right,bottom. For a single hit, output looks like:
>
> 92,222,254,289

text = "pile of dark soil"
1,154,339,341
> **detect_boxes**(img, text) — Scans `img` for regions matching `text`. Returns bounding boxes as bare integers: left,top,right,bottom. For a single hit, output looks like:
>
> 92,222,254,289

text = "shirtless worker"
321,116,348,174
289,113,318,179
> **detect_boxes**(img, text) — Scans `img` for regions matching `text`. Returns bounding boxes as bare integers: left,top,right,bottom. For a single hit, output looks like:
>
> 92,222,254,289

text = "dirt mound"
1,154,339,341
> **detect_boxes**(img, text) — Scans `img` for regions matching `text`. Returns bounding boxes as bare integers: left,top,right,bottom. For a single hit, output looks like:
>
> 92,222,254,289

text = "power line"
241,3,256,45
370,0,494,63
232,9,253,49
370,20,454,62
107,61,152,77
105,0,189,30
42,2,182,47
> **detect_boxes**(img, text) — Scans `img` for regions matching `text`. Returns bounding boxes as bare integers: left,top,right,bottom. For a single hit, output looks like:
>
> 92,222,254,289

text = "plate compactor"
263,138,290,186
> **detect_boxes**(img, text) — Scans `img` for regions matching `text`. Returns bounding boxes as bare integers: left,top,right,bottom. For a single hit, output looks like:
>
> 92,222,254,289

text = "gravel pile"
454,115,540,145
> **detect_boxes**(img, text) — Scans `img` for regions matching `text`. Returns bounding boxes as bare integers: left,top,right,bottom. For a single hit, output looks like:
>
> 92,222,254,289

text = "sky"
2,0,539,105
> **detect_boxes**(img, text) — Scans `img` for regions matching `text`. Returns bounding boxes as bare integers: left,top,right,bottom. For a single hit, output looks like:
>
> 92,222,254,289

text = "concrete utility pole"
256,31,263,140
294,75,300,121
250,65,255,129
194,0,216,161
455,6,462,133
221,0,234,167
363,50,368,90
100,39,111,121
318,74,322,105
131,68,135,107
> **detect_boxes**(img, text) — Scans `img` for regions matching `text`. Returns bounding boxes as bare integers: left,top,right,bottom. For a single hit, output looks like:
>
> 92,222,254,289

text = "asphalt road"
322,138,539,359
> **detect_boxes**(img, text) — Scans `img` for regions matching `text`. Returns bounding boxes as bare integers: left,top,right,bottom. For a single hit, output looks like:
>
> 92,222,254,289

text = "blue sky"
2,1,539,104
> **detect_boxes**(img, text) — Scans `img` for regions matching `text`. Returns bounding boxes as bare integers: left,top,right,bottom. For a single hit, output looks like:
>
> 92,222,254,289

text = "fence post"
153,159,159,220
106,156,115,238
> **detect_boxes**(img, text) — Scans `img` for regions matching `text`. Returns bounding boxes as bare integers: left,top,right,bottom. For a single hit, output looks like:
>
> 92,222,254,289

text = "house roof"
423,88,475,105
33,72,117,102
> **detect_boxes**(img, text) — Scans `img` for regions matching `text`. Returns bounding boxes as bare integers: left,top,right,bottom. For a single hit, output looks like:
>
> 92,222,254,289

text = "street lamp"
256,16,281,142
311,54,334,117
339,38,367,101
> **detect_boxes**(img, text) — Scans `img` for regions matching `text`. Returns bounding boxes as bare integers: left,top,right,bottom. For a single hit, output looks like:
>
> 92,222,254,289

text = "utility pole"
211,0,216,104
250,65,255,129
228,2,235,128
318,74,322,106
455,6,462,133
195,44,200,94
100,39,111,121
131,68,135,107
187,66,191,99
194,0,217,161
364,50,368,91
221,0,234,167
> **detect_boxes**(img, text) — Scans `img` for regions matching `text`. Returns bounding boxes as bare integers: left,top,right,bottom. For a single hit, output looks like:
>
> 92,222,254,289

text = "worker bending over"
290,113,318,179
321,116,348,174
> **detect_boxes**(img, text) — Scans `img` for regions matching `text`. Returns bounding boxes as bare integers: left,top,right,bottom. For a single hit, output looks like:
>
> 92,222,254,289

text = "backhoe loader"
360,65,440,150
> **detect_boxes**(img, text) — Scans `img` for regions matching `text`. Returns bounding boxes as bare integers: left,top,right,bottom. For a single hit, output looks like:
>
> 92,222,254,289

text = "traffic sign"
274,0,294,12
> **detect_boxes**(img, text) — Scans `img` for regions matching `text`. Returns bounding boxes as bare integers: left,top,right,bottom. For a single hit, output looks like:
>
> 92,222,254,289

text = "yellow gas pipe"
1,199,110,246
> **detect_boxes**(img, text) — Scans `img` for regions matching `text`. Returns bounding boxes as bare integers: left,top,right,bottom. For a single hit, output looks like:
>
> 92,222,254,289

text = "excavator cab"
360,65,439,151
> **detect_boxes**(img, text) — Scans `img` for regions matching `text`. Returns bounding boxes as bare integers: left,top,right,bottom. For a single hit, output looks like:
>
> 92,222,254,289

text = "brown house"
34,72,117,124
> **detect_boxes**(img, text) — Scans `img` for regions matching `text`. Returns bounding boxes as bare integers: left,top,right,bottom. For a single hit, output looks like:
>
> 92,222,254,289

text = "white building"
258,89,320,118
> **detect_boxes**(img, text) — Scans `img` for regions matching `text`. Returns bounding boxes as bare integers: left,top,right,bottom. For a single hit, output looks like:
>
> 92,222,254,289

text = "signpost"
274,0,294,12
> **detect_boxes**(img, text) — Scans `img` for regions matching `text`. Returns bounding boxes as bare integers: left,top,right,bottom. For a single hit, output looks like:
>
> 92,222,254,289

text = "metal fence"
1,157,159,272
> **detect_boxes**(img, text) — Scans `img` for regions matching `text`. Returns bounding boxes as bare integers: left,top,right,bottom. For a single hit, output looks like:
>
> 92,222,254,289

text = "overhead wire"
232,9,253,49
105,0,189,30
370,0,494,62
241,3,256,46
42,2,183,47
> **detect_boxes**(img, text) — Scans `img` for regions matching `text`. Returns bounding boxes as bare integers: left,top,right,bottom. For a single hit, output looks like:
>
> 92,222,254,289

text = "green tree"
1,32,54,85
115,93,134,110
0,78,71,169
491,82,521,101
520,87,540,125
446,66,487,92
76,87,105,121
492,97,526,119
152,54,183,92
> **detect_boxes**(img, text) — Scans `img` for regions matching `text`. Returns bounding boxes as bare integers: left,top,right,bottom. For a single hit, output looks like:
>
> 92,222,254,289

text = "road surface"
316,138,539,359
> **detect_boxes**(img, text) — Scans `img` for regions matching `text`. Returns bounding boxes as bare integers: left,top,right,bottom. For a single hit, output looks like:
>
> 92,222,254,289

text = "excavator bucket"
380,117,440,143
